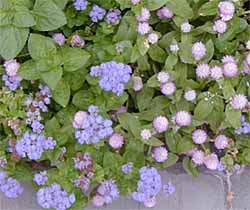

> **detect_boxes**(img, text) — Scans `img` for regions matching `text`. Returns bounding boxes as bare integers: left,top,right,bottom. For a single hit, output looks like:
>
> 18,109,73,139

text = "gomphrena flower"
147,33,159,44
71,35,85,48
4,59,20,77
175,111,192,127
136,7,150,22
52,33,65,46
140,129,152,141
74,0,88,11
132,167,162,207
223,61,238,77
131,0,140,4
89,5,106,23
72,111,88,129
192,129,207,144
204,154,219,170
160,81,176,96
218,1,235,21
246,53,250,66
163,182,175,197
94,179,120,205
181,22,192,33
231,94,248,110
196,64,210,79
222,55,236,64
214,135,229,149
170,43,179,52
15,132,56,160
74,105,113,144
213,19,227,34
184,90,197,102
235,116,250,135
132,76,143,91
33,171,48,186
121,162,133,174
210,66,223,80
90,61,132,96
137,22,150,35
36,183,75,210
157,71,170,83
152,147,168,162
192,150,205,165
153,116,169,133
192,42,206,61
106,9,121,25
108,133,124,149
156,6,174,19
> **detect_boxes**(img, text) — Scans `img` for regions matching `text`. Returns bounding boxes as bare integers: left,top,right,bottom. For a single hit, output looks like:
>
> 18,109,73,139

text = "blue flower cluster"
89,5,106,22
36,183,75,210
132,167,162,203
121,162,133,174
90,61,132,96
106,9,122,25
74,0,88,11
163,182,175,197
2,75,22,91
33,171,48,186
235,116,250,135
0,171,23,198
74,105,113,144
25,85,51,134
15,132,56,160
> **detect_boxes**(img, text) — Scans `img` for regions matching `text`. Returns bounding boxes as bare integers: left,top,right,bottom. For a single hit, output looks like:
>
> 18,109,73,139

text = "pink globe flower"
133,76,143,91
52,33,65,46
210,66,223,80
147,33,159,44
153,116,169,133
143,196,156,208
192,129,207,144
140,129,152,141
223,62,238,77
185,148,198,157
92,194,105,207
109,133,124,149
4,60,20,77
221,55,236,64
184,90,197,102
136,7,150,22
231,94,248,110
152,147,168,162
170,43,179,53
181,22,192,33
192,150,205,165
204,154,219,170
175,111,192,127
192,42,206,61
196,64,210,79
131,0,140,4
156,7,174,19
71,35,85,48
160,82,176,96
246,54,250,66
72,111,88,129
137,22,150,35
213,19,227,34
214,135,229,149
157,72,170,83
218,1,235,21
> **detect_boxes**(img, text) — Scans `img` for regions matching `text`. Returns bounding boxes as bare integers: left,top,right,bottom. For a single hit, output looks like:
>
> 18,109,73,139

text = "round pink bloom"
214,135,229,149
192,129,207,144
131,0,140,4
231,94,248,110
210,66,223,80
147,33,159,44
136,7,150,22
92,194,105,207
221,55,236,64
192,42,206,61
175,111,192,127
152,147,168,162
246,40,250,50
137,22,150,35
218,1,235,21
71,35,85,48
109,133,124,149
243,60,250,75
157,72,170,83
133,76,143,91
184,90,197,102
246,54,250,66
4,59,20,77
213,19,227,34
52,33,65,46
196,64,210,79
181,22,192,33
156,6,174,19
185,148,198,157
204,154,219,170
72,111,88,129
170,43,179,52
153,116,169,133
160,82,176,96
144,196,156,208
192,150,205,165
140,129,152,141
223,62,238,77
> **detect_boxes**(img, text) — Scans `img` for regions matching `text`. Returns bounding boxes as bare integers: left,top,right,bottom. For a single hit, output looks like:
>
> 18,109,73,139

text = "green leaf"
225,105,241,129
194,99,213,120
32,0,66,31
201,39,214,63
165,54,178,70
62,47,91,72
45,117,61,137
145,0,168,10
28,34,57,60
148,45,166,63
41,68,63,90
166,0,193,19
176,138,196,154
179,42,195,64
52,79,71,107
0,0,13,26
52,0,69,9
137,36,149,56
165,132,178,153
13,5,36,27
18,60,40,80
160,153,179,168
222,80,235,100
118,113,141,137
143,137,164,146
198,0,220,16
182,157,199,177
136,87,154,111
0,25,29,59
72,90,95,110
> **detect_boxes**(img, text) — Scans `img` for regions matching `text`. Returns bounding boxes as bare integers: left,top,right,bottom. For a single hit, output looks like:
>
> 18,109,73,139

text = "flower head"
74,0,88,11
184,90,197,102
152,147,168,162
4,59,20,77
231,94,248,110
147,33,159,44
133,76,143,91
223,62,238,77
192,150,205,165
214,135,229,149
89,5,106,22
157,72,170,83
106,9,121,25
109,133,124,149
52,33,65,46
175,111,192,127
137,22,150,35
160,81,176,96
71,35,85,48
157,7,174,19
196,64,210,79
153,116,169,133
210,66,223,80
181,22,192,33
204,154,219,170
136,7,150,22
140,129,152,141
218,1,235,21
192,42,206,61
192,129,207,144
213,19,227,34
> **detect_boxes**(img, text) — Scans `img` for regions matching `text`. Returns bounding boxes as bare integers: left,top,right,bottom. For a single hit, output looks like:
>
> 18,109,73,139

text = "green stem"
241,10,250,15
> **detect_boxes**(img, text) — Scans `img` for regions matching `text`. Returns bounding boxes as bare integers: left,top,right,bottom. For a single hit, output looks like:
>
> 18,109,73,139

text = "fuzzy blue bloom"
74,0,88,11
33,171,48,186
97,180,120,204
106,9,121,25
89,5,106,22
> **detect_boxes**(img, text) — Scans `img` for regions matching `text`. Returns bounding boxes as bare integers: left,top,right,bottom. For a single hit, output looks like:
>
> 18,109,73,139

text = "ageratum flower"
89,5,106,23
0,177,23,198
33,171,48,186
52,33,65,46
106,9,121,25
137,22,150,35
121,162,133,174
74,0,88,11
147,33,159,44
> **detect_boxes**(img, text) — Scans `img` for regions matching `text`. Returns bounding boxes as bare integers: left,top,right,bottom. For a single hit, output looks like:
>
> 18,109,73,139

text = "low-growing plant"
0,0,250,209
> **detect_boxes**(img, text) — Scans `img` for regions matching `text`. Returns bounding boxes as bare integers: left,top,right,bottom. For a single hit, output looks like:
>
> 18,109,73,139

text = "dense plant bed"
0,0,250,209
